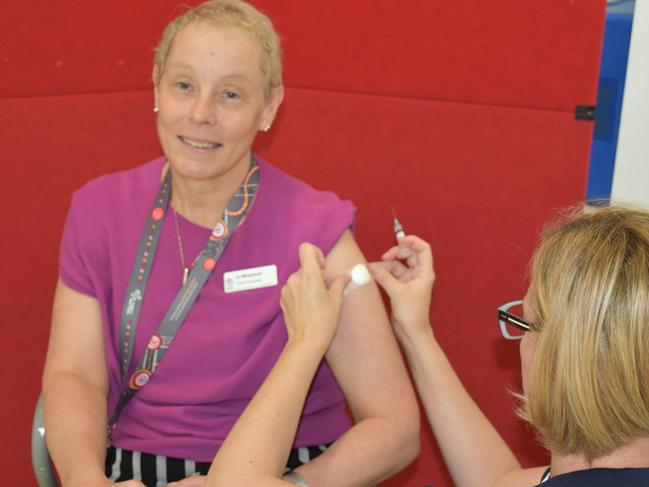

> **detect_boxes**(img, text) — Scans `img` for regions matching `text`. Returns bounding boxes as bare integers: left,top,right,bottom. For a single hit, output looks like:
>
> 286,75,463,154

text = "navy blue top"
537,467,649,486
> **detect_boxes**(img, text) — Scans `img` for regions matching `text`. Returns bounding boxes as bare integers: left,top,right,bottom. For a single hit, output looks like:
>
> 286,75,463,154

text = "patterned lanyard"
108,160,260,436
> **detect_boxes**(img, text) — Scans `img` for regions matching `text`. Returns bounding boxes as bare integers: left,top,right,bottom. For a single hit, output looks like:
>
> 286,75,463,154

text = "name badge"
223,265,278,293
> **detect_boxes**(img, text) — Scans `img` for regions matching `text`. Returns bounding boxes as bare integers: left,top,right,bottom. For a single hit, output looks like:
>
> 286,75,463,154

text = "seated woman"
211,205,649,486
41,1,418,486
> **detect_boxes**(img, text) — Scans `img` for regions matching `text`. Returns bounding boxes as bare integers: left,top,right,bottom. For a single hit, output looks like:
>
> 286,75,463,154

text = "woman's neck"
166,161,250,229
550,436,649,476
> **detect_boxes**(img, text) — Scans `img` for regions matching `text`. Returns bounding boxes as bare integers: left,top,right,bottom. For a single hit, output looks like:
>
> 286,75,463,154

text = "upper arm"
43,279,108,393
323,230,418,423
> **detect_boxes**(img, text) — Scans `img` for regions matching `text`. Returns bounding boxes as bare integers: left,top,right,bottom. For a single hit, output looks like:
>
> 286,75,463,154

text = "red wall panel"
1,1,605,111
262,0,605,111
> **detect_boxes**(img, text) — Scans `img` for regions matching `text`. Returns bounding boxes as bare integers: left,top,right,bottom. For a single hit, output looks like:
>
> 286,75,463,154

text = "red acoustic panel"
0,0,196,98
0,86,592,485
260,0,606,111
1,0,605,111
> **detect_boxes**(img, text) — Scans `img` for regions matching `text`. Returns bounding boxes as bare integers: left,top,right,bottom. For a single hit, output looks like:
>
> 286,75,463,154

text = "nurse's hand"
87,480,146,487
369,235,435,341
69,477,146,487
167,473,205,486
281,243,350,354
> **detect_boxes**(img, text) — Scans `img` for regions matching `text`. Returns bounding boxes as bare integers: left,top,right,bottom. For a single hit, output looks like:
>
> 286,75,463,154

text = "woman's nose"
189,95,216,124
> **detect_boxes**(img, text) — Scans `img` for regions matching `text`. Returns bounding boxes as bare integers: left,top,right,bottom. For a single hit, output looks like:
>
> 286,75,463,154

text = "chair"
31,393,58,487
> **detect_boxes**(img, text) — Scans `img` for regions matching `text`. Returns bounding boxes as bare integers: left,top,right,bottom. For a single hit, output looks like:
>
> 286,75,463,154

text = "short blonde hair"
153,0,282,96
523,205,649,462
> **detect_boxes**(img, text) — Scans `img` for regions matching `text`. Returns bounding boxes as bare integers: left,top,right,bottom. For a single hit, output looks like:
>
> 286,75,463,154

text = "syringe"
391,207,412,258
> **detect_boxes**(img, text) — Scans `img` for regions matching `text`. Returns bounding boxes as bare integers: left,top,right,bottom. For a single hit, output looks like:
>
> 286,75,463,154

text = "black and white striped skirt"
105,443,330,487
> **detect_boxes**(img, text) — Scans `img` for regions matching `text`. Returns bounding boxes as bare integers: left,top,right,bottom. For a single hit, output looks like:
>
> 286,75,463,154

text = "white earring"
262,124,271,132
153,106,159,113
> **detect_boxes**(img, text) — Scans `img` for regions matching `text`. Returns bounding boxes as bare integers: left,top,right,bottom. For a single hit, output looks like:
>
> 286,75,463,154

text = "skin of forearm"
43,370,109,486
292,335,420,487
293,412,419,487
208,341,327,486
398,325,521,487
291,348,420,483
293,275,420,484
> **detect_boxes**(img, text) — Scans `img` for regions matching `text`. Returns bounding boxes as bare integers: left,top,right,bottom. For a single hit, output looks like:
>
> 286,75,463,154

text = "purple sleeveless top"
59,156,355,461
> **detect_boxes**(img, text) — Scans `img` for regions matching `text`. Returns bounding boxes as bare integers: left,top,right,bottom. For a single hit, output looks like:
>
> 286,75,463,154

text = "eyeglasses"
497,300,532,340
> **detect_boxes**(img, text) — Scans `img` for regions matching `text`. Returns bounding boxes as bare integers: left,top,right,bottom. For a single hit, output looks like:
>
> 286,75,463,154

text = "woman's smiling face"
154,22,282,182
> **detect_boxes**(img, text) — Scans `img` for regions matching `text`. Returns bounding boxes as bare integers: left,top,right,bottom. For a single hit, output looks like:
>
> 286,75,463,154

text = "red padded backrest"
1,0,604,110
0,1,605,485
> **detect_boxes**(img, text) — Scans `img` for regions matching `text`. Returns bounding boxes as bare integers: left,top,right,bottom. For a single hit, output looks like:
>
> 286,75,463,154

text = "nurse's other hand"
369,234,435,341
99,481,146,486
281,243,350,353
69,479,146,487
167,473,205,486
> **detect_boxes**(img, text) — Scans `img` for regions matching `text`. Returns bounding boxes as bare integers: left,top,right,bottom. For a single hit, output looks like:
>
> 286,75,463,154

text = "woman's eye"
223,91,240,100
175,81,191,91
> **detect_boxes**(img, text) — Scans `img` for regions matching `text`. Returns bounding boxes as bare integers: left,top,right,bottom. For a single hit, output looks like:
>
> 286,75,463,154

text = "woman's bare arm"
371,235,544,487
43,280,144,487
293,230,421,487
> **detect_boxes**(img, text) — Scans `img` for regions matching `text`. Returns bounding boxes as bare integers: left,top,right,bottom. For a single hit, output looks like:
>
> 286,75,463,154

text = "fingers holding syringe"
402,235,435,280
382,235,435,282
371,235,436,339
371,258,412,283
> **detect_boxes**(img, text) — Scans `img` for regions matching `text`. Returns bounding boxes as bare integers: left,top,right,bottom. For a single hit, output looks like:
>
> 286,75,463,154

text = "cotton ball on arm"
344,263,373,295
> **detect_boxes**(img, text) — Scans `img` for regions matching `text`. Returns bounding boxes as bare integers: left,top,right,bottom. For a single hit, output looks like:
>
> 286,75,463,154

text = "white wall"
611,0,649,205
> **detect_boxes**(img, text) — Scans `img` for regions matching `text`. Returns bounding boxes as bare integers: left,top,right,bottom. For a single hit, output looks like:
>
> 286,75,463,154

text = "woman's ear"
152,65,159,86
260,85,284,131
152,67,160,113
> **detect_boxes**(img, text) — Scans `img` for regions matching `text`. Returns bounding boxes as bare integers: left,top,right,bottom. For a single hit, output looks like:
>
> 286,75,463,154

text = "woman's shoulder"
73,156,165,202
65,156,165,236
255,157,357,254
258,157,355,215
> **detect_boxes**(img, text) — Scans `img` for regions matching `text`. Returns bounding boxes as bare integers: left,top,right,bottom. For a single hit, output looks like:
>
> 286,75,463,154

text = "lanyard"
108,160,260,436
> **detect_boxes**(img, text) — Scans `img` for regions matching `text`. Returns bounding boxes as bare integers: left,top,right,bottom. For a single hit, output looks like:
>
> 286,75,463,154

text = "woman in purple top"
42,1,419,486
